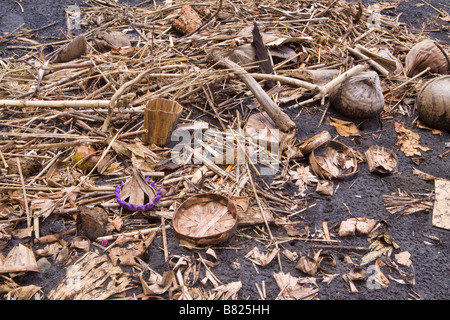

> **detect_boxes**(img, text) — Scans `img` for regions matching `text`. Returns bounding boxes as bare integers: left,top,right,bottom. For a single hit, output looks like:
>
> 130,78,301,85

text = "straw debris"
0,0,448,301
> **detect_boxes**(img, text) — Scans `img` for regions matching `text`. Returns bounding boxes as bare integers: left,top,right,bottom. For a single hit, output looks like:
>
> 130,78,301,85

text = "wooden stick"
0,149,8,169
248,73,319,91
245,161,282,272
102,69,154,133
96,225,170,241
392,67,431,91
0,99,110,108
346,46,390,76
311,244,369,251
34,227,77,244
161,217,169,262
16,158,32,230
15,140,104,150
213,54,296,132
313,64,370,101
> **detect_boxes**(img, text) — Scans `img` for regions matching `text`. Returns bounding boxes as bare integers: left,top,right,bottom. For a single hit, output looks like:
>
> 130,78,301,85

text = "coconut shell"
95,30,131,52
309,140,358,180
405,40,449,77
172,193,238,245
416,75,450,132
53,35,87,63
329,71,385,119
76,206,109,241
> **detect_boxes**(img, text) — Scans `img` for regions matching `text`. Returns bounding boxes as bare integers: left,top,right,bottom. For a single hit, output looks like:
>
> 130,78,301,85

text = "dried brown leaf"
329,117,361,137
273,272,318,300
0,244,39,274
245,247,279,267
295,256,318,276
395,251,412,267
360,232,399,265
120,168,157,207
394,122,431,157
173,194,237,245
365,145,398,174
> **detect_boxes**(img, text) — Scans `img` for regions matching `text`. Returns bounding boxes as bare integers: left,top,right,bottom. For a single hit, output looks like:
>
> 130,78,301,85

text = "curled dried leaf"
347,266,366,281
71,236,91,252
365,145,398,174
310,141,357,180
296,130,331,156
295,256,318,276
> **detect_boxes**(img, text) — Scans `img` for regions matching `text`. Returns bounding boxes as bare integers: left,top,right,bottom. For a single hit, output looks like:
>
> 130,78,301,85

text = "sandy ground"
0,0,449,302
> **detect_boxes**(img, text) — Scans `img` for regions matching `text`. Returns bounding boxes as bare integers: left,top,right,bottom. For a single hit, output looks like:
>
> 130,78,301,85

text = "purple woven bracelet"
115,177,162,211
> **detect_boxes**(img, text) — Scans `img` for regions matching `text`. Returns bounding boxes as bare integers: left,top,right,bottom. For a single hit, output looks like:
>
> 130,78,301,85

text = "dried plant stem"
27,151,62,186
15,140,104,150
248,73,319,91
392,67,431,91
161,217,169,262
0,99,110,108
102,69,154,133
96,225,170,241
16,158,31,229
315,63,370,100
0,150,8,168
346,46,390,76
245,161,282,272
34,228,77,244
213,54,296,132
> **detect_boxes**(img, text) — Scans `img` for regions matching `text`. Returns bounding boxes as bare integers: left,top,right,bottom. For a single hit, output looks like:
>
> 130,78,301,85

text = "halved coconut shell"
172,193,238,245
297,130,331,155
309,140,357,180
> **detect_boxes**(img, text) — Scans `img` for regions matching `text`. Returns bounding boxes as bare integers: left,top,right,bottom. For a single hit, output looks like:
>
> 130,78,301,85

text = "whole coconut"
405,40,449,77
416,75,450,132
329,71,385,119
